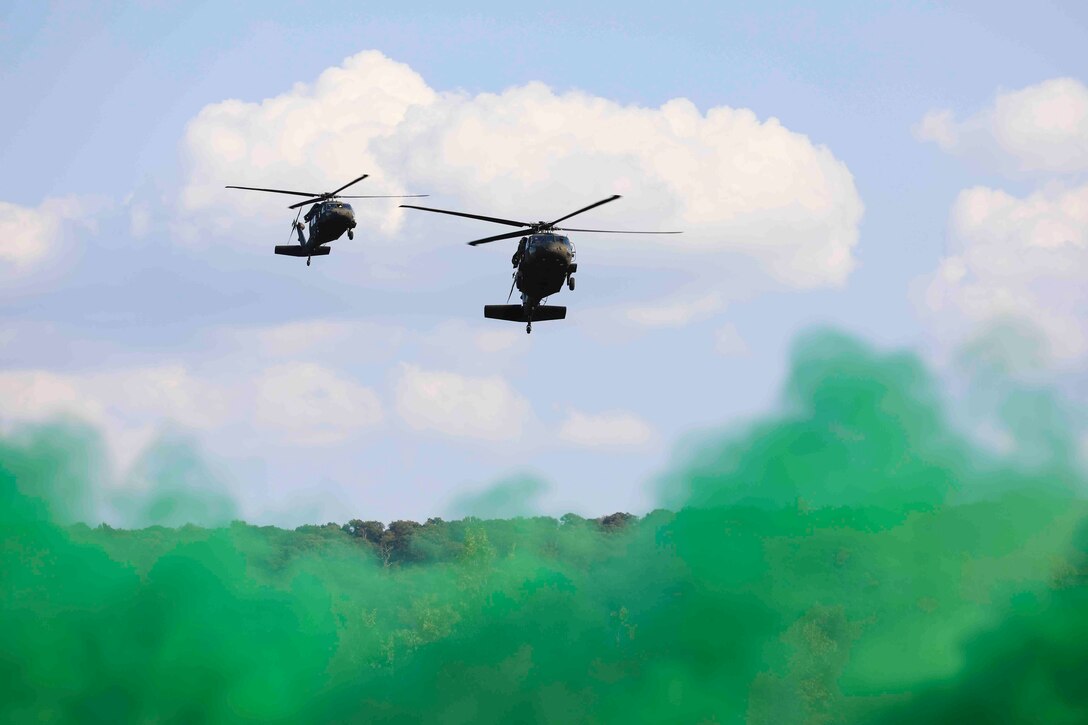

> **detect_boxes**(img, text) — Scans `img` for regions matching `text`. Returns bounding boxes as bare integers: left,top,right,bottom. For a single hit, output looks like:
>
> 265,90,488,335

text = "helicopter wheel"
306,257,311,267
567,275,575,291
348,229,354,240
526,322,532,334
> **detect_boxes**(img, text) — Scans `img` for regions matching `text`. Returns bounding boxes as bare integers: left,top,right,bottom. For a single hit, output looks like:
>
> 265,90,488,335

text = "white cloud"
0,366,226,471
394,364,530,440
247,320,362,357
129,203,152,238
921,183,1088,361
0,196,91,271
626,292,725,327
254,363,384,445
181,50,863,290
219,319,410,368
0,362,384,467
415,319,530,365
916,77,1088,174
472,327,525,354
0,370,106,425
0,365,230,431
96,365,236,431
226,318,525,372
558,409,655,449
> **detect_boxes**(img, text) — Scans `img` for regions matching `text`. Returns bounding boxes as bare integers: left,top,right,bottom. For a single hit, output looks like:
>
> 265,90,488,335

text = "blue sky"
2,1,1087,525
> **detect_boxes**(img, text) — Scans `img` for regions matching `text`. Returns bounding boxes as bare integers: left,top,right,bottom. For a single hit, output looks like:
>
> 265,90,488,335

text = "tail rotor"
286,207,302,245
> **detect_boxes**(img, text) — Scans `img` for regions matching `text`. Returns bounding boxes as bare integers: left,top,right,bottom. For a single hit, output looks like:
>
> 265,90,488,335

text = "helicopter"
226,173,427,266
401,195,681,333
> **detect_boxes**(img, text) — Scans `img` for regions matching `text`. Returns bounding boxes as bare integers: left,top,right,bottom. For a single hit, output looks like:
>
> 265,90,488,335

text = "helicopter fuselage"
303,200,357,248
516,233,575,302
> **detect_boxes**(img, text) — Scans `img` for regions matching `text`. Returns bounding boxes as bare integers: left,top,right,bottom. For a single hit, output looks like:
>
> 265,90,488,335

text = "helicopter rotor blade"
400,204,534,228
225,185,323,197
288,192,428,209
553,227,683,234
288,197,328,210
338,194,430,199
467,229,531,246
547,195,622,227
328,173,370,196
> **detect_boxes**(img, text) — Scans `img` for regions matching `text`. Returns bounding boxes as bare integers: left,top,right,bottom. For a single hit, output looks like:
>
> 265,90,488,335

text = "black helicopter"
401,195,680,333
226,173,427,266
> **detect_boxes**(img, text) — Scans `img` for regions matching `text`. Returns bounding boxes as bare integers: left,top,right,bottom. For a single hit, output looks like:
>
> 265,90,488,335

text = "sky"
2,1,1087,526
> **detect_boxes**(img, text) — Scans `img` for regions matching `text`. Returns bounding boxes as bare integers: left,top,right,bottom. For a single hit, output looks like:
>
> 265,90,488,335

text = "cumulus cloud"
248,320,357,357
626,292,725,327
0,196,93,271
413,320,530,368
218,320,410,368
0,370,107,426
558,409,655,449
0,366,229,431
921,183,1088,362
394,364,530,440
254,363,384,445
0,366,222,471
0,362,384,467
181,50,863,290
916,77,1088,174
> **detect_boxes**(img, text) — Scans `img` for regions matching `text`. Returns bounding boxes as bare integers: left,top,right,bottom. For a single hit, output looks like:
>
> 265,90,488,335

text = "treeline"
291,511,642,566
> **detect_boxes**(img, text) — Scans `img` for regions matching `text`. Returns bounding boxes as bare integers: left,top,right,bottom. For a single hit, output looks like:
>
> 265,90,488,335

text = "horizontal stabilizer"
274,245,331,257
484,305,567,323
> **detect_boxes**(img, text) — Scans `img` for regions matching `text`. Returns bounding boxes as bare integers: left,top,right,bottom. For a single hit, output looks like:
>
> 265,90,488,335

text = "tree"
381,520,422,564
343,519,386,543
597,512,637,531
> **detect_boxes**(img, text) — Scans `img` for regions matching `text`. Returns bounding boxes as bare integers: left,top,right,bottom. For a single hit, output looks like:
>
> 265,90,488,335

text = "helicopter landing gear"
306,257,311,267
526,321,532,334
348,229,354,240
567,275,575,291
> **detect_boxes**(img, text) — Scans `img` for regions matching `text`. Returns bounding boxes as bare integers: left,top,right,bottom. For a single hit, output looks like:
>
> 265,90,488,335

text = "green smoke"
446,474,550,519
2,330,1086,722
114,433,238,528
